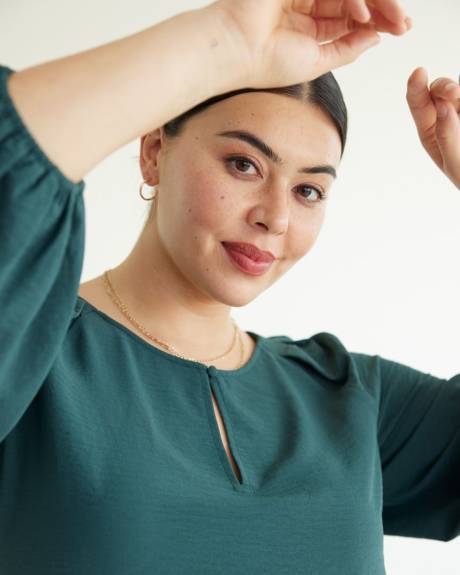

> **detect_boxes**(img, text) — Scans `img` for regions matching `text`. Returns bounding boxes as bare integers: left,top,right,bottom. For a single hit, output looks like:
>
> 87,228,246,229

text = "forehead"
183,91,342,167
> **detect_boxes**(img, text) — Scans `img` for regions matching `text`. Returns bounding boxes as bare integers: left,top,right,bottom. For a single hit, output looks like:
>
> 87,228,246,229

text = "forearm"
5,7,240,184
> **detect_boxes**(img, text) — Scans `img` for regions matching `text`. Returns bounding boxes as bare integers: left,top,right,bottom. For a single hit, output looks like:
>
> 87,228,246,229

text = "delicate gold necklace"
102,269,244,367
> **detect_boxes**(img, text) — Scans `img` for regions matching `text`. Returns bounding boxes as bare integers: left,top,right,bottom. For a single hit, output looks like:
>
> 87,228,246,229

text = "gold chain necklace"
102,269,244,367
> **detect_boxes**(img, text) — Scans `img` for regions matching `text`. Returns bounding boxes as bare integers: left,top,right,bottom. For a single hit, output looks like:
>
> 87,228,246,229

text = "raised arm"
5,8,242,184
5,0,411,185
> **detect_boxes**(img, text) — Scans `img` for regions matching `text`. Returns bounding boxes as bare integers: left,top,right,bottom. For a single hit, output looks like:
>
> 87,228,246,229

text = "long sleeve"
350,350,460,542
0,64,86,443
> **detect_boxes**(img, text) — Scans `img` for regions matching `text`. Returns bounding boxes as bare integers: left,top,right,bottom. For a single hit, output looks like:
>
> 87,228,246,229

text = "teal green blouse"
0,63,459,575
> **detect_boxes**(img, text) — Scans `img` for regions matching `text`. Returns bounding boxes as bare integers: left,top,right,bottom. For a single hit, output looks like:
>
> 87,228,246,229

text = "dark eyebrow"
215,130,337,179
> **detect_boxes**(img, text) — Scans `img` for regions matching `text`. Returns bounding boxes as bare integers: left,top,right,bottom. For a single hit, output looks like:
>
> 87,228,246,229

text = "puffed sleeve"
351,350,460,542
0,64,86,443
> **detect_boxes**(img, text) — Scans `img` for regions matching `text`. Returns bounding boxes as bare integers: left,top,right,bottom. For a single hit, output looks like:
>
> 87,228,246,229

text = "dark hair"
163,71,347,157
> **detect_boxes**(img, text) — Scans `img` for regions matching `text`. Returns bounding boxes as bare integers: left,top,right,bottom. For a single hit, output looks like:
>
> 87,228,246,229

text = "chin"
208,278,271,308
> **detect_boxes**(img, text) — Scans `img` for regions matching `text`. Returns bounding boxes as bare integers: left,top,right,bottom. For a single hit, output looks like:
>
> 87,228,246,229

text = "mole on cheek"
220,196,225,200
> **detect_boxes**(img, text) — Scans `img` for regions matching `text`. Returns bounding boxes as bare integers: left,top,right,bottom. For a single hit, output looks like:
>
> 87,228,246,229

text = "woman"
0,1,459,573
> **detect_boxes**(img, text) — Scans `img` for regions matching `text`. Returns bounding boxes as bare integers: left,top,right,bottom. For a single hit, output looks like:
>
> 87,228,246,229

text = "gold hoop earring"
139,181,159,201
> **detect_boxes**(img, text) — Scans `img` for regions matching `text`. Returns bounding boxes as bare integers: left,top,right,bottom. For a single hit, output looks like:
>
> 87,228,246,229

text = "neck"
107,222,239,361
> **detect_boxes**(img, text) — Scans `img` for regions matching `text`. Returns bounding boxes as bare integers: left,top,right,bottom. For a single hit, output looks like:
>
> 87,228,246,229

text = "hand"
407,68,460,189
208,0,412,88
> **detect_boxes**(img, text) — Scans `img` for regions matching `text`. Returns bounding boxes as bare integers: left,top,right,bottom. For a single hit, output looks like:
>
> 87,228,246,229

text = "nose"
248,183,289,236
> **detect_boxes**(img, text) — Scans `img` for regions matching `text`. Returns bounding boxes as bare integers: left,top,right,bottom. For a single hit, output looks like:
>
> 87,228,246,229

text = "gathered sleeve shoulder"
266,330,459,542
349,348,460,542
0,64,86,443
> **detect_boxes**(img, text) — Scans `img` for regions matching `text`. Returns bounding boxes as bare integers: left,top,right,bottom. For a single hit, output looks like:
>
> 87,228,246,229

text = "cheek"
181,169,236,231
288,210,325,260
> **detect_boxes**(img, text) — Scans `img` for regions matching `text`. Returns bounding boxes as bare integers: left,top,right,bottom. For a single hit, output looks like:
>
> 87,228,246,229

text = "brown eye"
296,185,327,203
225,155,327,205
225,156,259,175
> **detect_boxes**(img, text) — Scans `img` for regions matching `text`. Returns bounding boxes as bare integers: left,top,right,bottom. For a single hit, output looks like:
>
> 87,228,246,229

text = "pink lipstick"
222,242,275,276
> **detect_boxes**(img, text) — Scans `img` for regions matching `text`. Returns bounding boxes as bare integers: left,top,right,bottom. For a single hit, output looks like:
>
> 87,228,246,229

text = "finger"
315,12,410,42
289,10,373,44
343,0,372,23
367,6,411,35
307,0,408,27
316,29,381,76
367,0,407,24
434,99,460,177
315,17,357,43
406,67,436,137
429,77,460,110
307,0,355,20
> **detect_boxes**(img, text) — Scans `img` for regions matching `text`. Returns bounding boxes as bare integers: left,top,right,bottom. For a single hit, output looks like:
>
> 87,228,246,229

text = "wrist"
187,5,252,96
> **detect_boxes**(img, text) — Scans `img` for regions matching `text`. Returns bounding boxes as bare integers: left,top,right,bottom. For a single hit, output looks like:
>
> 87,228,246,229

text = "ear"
139,127,166,185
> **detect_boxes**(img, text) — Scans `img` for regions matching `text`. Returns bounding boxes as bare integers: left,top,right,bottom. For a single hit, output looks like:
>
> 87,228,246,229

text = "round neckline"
76,295,266,376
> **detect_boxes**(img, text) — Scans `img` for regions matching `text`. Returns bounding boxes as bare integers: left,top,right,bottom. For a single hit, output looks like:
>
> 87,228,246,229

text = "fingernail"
436,100,448,119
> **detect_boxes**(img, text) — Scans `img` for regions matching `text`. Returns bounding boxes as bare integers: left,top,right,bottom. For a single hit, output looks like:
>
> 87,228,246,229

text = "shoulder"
269,331,348,360
77,275,116,317
268,330,370,382
78,277,102,304
73,276,108,321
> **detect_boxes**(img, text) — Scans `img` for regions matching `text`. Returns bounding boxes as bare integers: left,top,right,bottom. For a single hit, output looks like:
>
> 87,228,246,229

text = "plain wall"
2,0,459,571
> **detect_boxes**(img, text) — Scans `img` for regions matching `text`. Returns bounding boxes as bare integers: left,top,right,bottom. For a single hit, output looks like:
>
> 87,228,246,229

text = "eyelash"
224,155,327,204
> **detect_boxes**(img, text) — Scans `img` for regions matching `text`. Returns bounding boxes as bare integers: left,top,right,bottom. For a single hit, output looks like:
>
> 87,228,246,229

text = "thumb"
316,30,381,76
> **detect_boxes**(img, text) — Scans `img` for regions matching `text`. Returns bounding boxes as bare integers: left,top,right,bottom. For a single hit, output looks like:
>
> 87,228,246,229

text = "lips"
221,242,275,263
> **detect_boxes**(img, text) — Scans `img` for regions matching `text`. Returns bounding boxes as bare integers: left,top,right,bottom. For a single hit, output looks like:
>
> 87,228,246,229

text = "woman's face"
140,91,342,308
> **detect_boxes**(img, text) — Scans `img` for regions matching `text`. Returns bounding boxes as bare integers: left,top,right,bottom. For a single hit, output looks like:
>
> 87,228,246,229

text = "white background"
2,0,459,572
